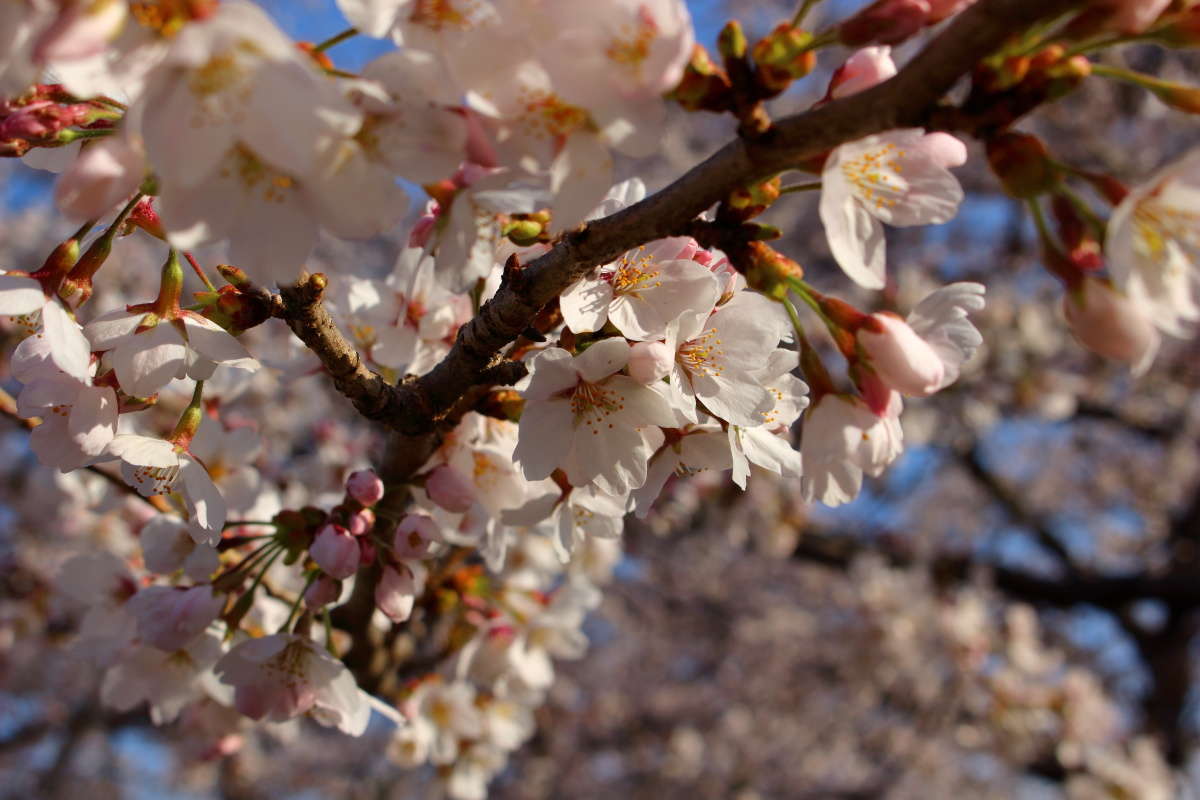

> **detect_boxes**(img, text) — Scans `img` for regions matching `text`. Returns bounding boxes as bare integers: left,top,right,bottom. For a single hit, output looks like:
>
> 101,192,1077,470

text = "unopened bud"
198,284,272,334
424,464,475,513
667,45,734,112
38,235,80,279
828,46,898,99
376,565,418,623
303,575,341,611
502,216,546,246
986,132,1058,198
857,312,946,397
394,514,439,560
726,177,782,222
742,241,803,300
346,468,385,506
752,23,816,95
1063,277,1160,373
839,0,928,47
310,523,359,580
217,263,252,289
718,20,748,62
346,508,374,536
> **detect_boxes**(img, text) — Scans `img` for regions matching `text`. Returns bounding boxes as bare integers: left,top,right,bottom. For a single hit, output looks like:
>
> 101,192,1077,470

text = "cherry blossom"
820,129,967,289
828,46,897,100
84,251,257,398
1106,146,1200,337
560,238,720,341
663,289,793,426
857,283,984,398
140,515,220,581
1063,276,1160,373
310,523,361,579
101,631,224,725
800,392,904,507
102,433,226,545
513,338,676,493
0,269,92,382
11,336,117,471
126,584,225,652
215,634,372,735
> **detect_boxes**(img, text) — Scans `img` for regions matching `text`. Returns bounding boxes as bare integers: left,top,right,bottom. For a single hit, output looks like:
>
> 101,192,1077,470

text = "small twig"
313,26,358,53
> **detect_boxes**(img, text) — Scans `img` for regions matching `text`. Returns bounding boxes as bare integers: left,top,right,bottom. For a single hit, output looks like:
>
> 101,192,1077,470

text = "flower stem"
184,252,217,292
1057,183,1107,238
780,181,823,194
313,26,358,53
784,296,836,398
323,610,337,656
792,0,821,27
280,572,316,633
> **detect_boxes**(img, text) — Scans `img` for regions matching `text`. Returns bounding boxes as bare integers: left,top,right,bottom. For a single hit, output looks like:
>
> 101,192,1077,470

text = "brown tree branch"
275,0,1085,442
958,443,1077,570
791,527,1200,611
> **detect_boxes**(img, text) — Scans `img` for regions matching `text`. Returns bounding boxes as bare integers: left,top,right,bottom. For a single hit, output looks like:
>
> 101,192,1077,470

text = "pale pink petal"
0,274,46,315
575,337,630,383
41,300,93,382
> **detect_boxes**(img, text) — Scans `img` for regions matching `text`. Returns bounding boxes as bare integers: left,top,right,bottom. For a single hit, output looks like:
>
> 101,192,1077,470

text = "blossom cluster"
1,0,1199,796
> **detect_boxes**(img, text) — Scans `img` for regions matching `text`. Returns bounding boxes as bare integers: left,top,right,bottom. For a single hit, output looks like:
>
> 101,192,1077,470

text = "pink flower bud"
358,537,377,567
393,514,439,560
55,136,145,222
926,0,976,23
1096,0,1171,34
303,575,341,611
839,0,930,47
345,469,384,506
829,46,898,99
424,464,475,513
375,565,417,623
916,132,968,169
1063,277,1160,374
310,524,360,579
408,201,439,248
857,313,946,397
628,341,674,384
127,585,224,652
346,508,375,536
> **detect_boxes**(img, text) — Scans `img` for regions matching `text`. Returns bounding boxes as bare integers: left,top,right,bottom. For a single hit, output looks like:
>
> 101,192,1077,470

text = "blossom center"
219,148,296,203
678,327,725,378
841,143,906,211
605,9,659,77
408,0,476,32
569,380,624,433
603,250,662,298
1134,198,1200,263
514,89,589,141
131,462,181,495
